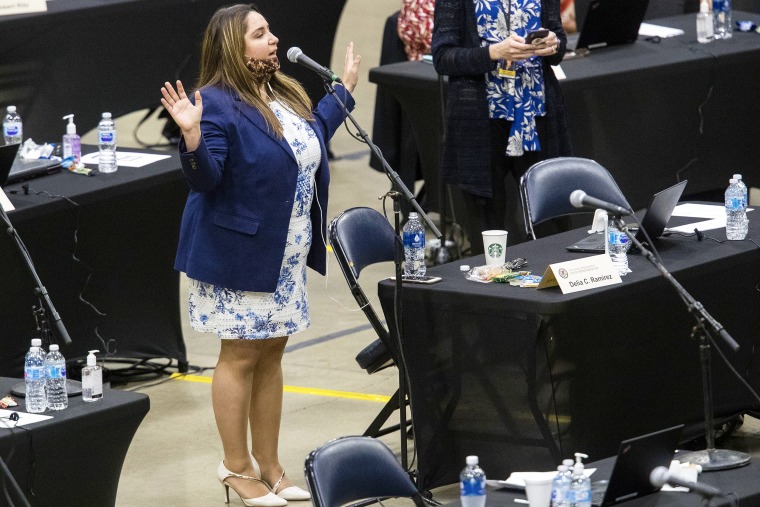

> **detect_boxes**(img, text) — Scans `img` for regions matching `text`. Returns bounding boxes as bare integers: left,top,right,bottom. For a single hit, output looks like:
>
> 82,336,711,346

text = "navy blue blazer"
175,84,355,292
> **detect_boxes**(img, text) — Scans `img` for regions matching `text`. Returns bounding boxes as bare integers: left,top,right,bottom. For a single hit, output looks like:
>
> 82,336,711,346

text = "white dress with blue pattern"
187,100,321,339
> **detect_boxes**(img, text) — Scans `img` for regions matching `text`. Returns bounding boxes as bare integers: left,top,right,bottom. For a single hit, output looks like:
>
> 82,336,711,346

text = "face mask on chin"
246,56,280,82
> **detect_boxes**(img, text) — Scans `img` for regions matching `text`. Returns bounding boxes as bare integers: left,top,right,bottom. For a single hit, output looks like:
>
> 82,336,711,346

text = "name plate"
537,254,621,293
0,0,46,16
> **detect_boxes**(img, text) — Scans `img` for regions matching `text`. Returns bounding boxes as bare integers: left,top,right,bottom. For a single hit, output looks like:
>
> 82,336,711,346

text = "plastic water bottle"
3,106,23,146
24,346,47,413
403,212,426,279
460,456,486,507
697,0,714,43
45,344,68,410
607,218,630,276
551,464,571,507
733,173,749,237
98,112,118,173
567,463,591,507
713,0,732,39
725,178,746,240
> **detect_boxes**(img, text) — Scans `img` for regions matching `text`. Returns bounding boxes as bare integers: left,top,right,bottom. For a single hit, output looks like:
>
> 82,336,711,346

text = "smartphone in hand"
525,28,550,44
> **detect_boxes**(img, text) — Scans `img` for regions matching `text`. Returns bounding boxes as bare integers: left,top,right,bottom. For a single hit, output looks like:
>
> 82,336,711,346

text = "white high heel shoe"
217,461,288,507
250,454,312,501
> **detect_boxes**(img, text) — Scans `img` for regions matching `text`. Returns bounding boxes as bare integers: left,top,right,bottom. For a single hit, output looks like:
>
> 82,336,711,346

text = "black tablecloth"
0,377,150,506
379,212,760,490
0,0,347,143
369,12,760,212
483,454,760,506
0,147,188,377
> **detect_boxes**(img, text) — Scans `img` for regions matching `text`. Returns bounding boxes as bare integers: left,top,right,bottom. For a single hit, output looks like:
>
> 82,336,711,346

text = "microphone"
569,189,632,216
286,47,341,83
649,466,722,499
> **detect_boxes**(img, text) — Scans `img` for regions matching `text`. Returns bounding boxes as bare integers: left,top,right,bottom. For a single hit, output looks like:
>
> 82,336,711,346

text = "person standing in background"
398,0,436,61
160,4,361,506
561,0,576,33
432,0,573,252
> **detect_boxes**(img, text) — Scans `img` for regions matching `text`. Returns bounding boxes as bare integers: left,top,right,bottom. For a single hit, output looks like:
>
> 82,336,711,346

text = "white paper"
0,188,14,212
0,409,52,428
671,203,724,219
667,203,754,233
0,0,47,16
639,23,685,38
80,151,171,168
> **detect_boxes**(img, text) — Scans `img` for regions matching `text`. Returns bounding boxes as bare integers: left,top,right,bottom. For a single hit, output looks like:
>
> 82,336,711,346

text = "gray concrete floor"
87,1,760,505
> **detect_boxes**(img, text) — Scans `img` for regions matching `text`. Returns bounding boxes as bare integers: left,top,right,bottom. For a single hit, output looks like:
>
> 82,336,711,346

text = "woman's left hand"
340,41,361,93
530,30,561,57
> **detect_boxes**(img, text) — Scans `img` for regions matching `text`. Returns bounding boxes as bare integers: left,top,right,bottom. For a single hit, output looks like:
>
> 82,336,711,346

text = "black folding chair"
328,207,410,438
520,156,631,240
304,436,425,507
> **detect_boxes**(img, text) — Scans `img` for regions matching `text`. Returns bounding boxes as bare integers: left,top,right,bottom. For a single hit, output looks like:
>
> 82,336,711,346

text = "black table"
0,147,188,378
0,377,150,506
368,12,760,211
379,212,760,491
482,454,760,506
0,0,346,143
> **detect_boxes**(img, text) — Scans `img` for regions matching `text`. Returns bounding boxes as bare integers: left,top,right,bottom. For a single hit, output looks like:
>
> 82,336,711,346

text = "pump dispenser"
62,114,82,163
81,350,103,402
574,452,588,465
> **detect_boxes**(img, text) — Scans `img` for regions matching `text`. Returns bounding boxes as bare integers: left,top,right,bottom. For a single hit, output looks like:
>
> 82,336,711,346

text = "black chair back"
520,157,631,240
304,436,424,507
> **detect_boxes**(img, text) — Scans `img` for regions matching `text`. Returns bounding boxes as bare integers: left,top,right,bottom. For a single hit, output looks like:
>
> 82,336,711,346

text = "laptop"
573,0,651,51
0,143,61,187
566,180,688,254
590,424,684,506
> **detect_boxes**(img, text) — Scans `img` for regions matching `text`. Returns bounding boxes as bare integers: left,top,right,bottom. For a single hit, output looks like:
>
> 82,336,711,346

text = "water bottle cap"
7,105,16,113
460,265,470,272
729,178,737,184
562,459,574,466
408,212,419,219
466,455,479,466
49,344,59,351
102,112,112,119
31,338,42,347
733,174,743,180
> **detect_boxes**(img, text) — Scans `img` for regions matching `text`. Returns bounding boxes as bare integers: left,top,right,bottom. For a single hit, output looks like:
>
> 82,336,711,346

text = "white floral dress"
188,100,321,339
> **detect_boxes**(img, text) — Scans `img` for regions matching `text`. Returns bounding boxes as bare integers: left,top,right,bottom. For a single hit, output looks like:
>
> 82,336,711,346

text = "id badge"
497,59,516,79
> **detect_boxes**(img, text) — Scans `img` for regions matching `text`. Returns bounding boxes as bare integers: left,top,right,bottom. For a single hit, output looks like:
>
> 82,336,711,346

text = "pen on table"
514,499,529,504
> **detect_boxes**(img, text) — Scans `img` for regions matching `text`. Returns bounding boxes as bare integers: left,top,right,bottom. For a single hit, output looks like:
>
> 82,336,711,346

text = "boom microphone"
649,466,722,499
569,189,632,216
286,47,341,83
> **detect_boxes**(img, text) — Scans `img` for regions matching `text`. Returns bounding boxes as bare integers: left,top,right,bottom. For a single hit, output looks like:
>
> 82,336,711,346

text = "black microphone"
649,466,722,499
569,189,632,216
286,47,341,83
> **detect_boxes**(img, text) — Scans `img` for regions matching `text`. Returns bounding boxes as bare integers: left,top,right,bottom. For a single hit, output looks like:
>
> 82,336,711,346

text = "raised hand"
340,42,361,93
160,80,202,151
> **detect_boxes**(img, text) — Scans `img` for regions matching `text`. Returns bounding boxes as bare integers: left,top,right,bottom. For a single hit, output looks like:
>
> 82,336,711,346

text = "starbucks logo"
487,243,503,258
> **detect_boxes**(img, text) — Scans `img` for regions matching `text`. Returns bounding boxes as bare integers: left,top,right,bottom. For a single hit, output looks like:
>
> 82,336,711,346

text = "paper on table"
0,409,52,429
639,23,685,38
496,469,596,489
0,188,14,212
667,203,754,233
80,151,171,168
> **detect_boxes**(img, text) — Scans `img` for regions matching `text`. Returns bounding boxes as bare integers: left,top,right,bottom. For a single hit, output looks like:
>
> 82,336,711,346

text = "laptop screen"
575,0,651,50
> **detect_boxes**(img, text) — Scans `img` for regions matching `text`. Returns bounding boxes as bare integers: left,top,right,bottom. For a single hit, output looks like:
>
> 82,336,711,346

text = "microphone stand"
612,215,750,471
1,199,80,397
323,80,442,474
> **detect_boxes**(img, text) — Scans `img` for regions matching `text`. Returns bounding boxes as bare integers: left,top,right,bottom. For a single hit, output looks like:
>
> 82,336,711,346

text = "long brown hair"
196,3,314,137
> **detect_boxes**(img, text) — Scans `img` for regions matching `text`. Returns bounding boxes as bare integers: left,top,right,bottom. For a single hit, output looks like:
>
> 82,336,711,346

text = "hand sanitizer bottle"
82,350,103,402
697,0,715,43
62,114,81,164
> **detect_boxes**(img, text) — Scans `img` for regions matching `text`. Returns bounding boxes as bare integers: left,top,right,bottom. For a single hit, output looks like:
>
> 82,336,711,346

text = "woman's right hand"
160,80,202,151
488,33,537,63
